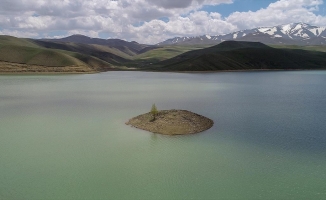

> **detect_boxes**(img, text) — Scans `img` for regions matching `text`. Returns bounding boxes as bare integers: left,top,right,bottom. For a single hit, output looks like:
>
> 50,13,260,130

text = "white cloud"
0,0,232,43
0,0,325,44
0,29,39,38
126,11,237,44
226,0,326,30
145,0,232,9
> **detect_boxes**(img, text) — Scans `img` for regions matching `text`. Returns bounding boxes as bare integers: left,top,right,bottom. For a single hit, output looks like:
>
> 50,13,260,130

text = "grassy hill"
148,41,326,71
0,35,116,73
0,35,211,72
135,45,212,62
1,35,326,73
0,35,40,48
0,45,78,66
32,39,132,65
130,45,212,68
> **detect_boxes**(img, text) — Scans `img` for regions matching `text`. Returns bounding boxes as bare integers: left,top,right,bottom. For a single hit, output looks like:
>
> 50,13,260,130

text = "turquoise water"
0,71,326,199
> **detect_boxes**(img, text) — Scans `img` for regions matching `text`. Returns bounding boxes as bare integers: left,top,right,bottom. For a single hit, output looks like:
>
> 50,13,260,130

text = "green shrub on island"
150,104,159,120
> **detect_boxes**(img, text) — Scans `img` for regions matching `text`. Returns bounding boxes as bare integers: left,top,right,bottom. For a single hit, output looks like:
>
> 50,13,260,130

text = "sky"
0,0,325,44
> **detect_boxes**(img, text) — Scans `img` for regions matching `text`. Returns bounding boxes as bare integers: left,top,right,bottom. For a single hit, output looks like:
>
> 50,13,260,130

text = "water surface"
0,71,326,199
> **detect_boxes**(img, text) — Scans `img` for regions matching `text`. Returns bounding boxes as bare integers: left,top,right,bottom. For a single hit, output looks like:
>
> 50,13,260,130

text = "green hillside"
32,40,132,65
0,45,78,66
1,35,326,73
90,44,132,59
130,45,211,67
0,35,40,48
134,45,211,62
148,41,326,71
0,35,116,73
69,52,116,72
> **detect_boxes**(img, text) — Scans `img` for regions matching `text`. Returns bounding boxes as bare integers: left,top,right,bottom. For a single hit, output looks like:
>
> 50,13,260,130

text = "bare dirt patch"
126,110,214,135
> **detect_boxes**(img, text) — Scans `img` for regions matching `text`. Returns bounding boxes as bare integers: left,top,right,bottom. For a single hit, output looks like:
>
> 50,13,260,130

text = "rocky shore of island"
126,109,214,135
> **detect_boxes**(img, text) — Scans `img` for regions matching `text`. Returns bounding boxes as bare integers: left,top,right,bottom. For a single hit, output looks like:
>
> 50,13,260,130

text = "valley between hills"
1,22,326,73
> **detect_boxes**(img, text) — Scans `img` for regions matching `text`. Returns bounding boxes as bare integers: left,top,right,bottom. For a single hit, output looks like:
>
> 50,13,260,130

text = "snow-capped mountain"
158,23,326,46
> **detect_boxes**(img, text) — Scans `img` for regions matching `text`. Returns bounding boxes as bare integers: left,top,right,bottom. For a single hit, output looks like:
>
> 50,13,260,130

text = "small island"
126,107,214,135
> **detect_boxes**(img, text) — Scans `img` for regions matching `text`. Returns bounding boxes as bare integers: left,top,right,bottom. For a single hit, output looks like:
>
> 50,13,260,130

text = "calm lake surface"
0,71,326,200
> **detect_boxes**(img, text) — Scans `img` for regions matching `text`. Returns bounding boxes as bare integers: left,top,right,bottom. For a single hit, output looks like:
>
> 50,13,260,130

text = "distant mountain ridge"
43,34,157,56
31,35,159,66
158,23,326,46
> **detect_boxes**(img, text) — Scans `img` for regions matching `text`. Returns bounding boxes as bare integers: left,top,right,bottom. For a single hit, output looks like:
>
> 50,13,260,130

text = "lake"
0,71,326,199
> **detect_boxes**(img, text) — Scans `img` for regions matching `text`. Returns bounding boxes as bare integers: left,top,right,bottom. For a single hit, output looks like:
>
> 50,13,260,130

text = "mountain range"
1,22,326,73
158,23,326,46
44,35,157,56
33,35,158,65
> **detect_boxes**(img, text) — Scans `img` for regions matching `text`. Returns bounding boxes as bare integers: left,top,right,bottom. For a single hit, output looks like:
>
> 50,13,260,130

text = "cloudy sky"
0,0,325,44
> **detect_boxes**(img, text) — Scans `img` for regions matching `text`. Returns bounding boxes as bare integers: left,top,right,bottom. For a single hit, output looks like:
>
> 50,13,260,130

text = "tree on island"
150,104,159,121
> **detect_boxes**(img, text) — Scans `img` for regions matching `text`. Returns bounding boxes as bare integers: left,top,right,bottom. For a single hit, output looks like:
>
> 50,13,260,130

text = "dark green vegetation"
147,41,326,71
150,104,159,120
1,34,326,73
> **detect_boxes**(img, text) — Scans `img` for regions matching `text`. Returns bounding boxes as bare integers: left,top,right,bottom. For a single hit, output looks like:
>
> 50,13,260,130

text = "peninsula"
126,109,214,135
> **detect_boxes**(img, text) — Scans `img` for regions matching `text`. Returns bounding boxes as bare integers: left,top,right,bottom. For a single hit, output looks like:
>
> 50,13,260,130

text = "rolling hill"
1,34,326,73
0,34,162,73
130,45,211,68
29,35,160,67
149,41,326,71
0,35,116,73
0,35,40,48
31,39,131,65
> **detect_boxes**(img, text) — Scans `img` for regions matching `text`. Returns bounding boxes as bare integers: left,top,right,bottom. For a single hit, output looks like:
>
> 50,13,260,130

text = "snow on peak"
280,24,292,34
310,27,326,36
205,35,211,39
293,23,305,32
256,26,278,36
258,28,270,32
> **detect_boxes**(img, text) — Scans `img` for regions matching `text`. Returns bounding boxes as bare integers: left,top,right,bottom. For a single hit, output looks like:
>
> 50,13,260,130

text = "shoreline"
132,68,326,73
2,69,325,75
1,59,325,75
